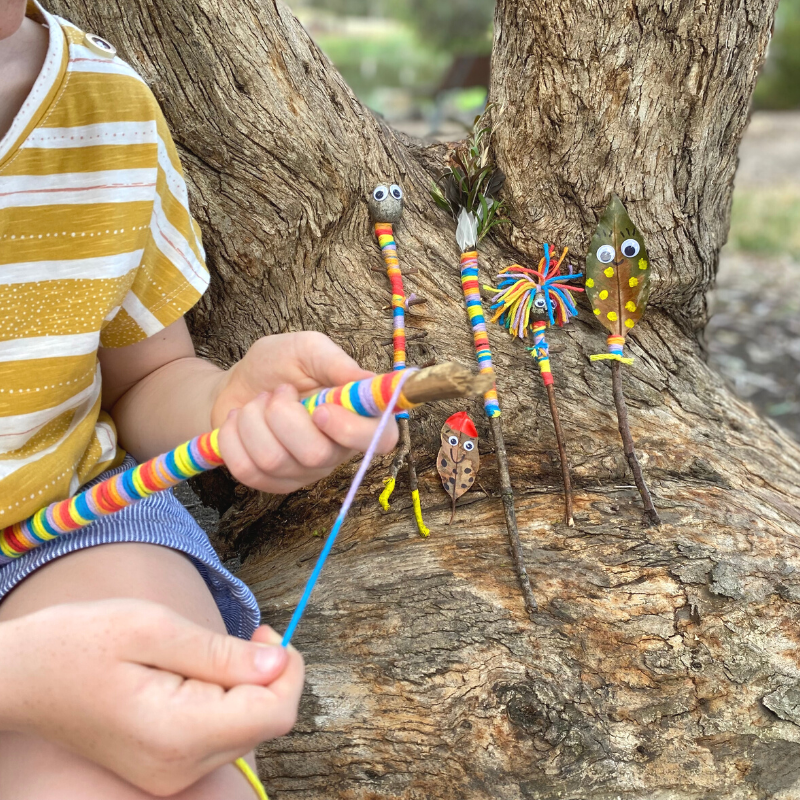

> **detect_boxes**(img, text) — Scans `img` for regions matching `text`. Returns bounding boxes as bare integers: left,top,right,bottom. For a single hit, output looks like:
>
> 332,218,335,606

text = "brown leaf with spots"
585,194,651,340
437,412,480,524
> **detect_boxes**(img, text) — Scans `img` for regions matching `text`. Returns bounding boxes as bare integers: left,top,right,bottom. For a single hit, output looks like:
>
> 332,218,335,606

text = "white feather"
456,208,478,252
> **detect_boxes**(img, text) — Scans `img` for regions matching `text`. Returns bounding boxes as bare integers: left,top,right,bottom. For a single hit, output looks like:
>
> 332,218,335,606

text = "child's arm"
99,319,398,491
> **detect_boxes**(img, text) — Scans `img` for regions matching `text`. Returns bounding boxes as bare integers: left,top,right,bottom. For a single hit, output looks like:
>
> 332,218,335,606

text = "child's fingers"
312,404,399,454
295,332,375,389
125,603,290,689
264,384,357,471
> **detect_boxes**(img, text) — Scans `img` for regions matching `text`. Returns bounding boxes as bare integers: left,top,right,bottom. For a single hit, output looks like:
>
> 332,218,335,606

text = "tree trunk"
49,0,800,797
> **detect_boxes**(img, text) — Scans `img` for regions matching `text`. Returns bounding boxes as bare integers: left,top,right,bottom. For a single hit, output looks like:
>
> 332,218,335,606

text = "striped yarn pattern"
375,222,409,420
531,322,554,387
302,371,418,417
0,431,223,565
589,335,634,365
3,371,418,566
460,251,501,418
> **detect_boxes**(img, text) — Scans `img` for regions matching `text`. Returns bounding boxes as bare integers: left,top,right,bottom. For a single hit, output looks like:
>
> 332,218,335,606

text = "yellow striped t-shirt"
0,2,209,528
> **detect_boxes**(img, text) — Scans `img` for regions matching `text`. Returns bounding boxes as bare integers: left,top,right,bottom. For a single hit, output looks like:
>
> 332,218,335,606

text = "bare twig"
610,361,661,526
544,383,574,527
488,415,538,620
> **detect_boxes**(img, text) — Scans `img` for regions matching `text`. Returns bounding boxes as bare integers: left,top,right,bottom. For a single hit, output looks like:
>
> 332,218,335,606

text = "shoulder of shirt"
51,14,162,112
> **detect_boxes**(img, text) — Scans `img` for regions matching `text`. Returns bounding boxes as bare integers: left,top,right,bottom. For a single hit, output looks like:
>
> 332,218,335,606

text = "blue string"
281,368,418,647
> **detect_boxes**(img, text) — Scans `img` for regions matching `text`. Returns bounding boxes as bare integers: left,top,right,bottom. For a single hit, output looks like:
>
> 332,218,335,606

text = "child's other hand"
212,332,399,493
0,599,304,796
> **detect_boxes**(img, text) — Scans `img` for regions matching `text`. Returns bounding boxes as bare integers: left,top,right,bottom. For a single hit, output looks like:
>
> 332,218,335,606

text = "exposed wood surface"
47,0,800,797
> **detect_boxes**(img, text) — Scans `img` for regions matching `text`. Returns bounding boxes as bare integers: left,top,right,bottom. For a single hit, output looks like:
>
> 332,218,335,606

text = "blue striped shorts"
0,456,261,639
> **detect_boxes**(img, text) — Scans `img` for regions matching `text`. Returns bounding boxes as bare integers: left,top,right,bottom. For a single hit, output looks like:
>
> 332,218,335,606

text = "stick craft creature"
438,411,480,524
431,111,538,620
488,244,584,526
368,183,429,537
585,194,661,526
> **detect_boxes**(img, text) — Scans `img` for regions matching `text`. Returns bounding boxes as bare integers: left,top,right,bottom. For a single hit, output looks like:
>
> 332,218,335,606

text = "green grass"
727,188,800,258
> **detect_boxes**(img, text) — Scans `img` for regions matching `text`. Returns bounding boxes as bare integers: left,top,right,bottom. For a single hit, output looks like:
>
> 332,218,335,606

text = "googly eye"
463,441,475,451
621,238,640,258
373,185,389,202
596,244,615,264
533,293,547,309
448,435,459,446
389,184,403,200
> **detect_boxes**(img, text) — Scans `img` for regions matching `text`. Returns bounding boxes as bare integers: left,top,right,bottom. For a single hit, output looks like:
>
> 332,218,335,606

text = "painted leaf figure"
437,411,480,524
585,194,651,339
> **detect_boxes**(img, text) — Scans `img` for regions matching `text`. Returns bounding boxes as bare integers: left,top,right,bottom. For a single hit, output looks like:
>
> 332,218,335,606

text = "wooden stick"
489,415,538,620
544,383,575,527
610,361,661,526
403,362,494,404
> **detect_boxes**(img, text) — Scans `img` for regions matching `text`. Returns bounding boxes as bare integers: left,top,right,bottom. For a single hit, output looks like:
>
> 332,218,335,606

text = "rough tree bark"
49,0,800,797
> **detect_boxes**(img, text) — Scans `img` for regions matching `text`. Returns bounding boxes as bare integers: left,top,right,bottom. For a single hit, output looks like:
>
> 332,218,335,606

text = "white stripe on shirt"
149,195,208,293
122,292,163,336
0,249,144,285
0,332,100,363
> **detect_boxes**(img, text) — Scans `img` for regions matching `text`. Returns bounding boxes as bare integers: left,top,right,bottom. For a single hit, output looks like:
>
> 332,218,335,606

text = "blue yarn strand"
281,368,418,648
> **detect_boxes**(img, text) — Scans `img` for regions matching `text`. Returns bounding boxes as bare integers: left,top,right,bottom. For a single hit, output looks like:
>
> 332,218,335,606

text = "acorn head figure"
368,183,404,224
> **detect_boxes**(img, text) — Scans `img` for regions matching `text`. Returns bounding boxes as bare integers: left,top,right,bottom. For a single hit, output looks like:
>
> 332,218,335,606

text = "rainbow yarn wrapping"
2,372,421,566
531,322,554,387
460,251,500,418
374,222,409,420
0,431,223,566
301,371,418,417
589,334,634,365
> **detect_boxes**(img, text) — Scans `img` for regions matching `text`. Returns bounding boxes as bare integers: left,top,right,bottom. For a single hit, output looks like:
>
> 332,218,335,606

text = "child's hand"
212,332,399,493
0,599,304,796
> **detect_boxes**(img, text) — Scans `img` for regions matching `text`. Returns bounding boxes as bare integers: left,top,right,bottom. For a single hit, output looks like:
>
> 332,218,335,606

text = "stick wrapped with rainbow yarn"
368,182,429,537
488,244,584,526
585,194,660,526
431,109,537,620
0,363,490,568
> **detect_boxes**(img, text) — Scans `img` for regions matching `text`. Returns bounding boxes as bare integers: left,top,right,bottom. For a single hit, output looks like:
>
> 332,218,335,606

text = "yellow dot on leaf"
593,308,601,315
638,258,648,270
604,267,615,278
625,319,635,328
607,311,618,321
629,277,639,287
599,290,609,300
625,301,637,312
586,278,594,288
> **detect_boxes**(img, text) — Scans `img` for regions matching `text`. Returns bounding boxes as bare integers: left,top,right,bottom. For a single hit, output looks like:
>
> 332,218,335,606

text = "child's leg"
0,543,265,800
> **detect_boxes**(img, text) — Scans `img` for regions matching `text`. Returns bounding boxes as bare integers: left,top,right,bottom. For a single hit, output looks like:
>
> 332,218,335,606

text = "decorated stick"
585,194,661,526
431,109,538,620
0,363,492,566
488,244,584,526
368,183,429,537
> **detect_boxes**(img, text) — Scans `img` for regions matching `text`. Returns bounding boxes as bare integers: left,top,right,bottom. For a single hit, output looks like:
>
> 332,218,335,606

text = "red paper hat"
445,411,477,438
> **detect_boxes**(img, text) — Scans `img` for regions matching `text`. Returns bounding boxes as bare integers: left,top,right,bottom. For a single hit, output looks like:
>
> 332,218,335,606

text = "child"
0,2,398,798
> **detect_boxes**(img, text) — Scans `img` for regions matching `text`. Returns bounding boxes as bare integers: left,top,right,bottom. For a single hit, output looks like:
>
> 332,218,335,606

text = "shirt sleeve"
100,107,209,348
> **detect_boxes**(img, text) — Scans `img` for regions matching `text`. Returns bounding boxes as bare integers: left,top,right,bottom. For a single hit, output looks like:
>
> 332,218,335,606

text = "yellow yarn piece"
411,489,430,537
589,354,634,365
379,477,396,511
235,758,268,800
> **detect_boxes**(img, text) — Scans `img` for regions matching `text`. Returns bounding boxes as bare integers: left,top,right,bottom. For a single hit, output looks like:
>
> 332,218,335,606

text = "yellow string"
589,354,634,364
411,489,430,538
378,477,396,511
235,757,268,800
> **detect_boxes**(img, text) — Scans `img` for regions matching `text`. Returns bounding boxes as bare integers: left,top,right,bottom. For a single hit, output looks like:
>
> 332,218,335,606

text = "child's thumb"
134,612,289,688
